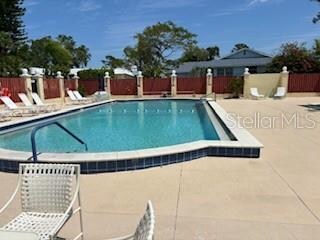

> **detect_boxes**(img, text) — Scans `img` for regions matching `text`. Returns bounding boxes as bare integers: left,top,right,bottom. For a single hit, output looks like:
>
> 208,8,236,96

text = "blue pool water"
0,100,220,153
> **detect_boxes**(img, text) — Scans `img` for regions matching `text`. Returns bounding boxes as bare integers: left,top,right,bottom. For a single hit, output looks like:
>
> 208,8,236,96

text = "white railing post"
20,68,32,101
206,68,213,95
104,71,111,97
57,71,65,104
137,71,143,97
280,66,289,90
243,68,251,98
171,70,177,96
34,72,45,101
72,73,79,90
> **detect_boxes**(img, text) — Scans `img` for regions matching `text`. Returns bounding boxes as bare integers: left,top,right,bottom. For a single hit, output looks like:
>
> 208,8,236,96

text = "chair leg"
78,191,85,240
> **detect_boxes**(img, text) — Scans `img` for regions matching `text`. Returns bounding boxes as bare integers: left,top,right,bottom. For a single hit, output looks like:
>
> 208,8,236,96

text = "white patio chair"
105,201,155,240
93,91,109,101
31,93,59,111
73,91,93,103
0,96,37,116
274,87,286,98
67,90,84,104
250,88,264,99
0,163,84,240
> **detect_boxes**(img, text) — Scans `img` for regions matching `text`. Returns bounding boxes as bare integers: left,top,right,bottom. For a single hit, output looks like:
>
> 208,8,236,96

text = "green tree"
312,39,320,58
57,35,91,67
232,43,250,52
74,45,91,67
312,0,320,23
124,21,197,77
0,0,26,43
267,42,320,73
180,45,220,62
0,0,27,76
28,36,73,75
206,46,220,60
180,46,210,62
102,55,125,69
0,31,28,76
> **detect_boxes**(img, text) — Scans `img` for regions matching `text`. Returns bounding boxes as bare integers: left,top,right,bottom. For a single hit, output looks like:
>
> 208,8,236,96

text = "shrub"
78,68,113,80
228,77,244,98
78,83,86,96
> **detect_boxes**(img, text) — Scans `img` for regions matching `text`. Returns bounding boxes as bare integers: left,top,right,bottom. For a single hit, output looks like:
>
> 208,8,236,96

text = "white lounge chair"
19,93,53,113
31,93,59,111
0,163,84,240
73,91,93,103
274,87,286,98
93,91,109,101
67,90,85,104
0,96,37,116
106,201,155,240
250,88,264,99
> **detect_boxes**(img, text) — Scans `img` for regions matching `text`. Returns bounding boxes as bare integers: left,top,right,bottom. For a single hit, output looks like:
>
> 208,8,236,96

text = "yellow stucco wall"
243,73,281,98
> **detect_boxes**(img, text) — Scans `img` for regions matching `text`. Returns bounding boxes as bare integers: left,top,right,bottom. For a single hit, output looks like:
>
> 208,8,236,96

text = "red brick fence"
0,78,25,102
288,73,320,92
1,73,320,104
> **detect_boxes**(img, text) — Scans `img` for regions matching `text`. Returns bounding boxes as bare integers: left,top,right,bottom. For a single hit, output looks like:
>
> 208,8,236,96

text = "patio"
0,97,320,239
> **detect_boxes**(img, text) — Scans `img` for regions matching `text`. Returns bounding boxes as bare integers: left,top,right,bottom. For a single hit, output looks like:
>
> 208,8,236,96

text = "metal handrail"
30,121,88,162
200,92,216,101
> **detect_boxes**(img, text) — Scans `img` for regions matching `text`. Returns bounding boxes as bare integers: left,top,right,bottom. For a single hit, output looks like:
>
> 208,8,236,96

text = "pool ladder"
30,121,88,162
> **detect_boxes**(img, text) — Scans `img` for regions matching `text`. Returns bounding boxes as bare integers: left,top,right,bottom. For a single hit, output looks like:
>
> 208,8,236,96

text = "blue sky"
23,0,320,68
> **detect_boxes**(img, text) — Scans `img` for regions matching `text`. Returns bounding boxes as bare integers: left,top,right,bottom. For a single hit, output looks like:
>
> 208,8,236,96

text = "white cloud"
78,0,101,12
248,0,271,6
138,0,204,10
23,0,39,7
211,0,282,17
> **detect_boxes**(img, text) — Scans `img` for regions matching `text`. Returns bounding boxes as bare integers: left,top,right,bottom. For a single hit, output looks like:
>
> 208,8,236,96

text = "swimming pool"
0,100,222,153
0,99,263,174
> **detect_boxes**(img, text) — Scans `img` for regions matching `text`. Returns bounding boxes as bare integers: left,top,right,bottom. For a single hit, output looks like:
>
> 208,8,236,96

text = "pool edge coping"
0,98,263,163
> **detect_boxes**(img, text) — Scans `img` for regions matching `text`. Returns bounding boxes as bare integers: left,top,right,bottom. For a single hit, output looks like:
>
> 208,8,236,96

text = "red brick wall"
111,79,137,95
79,79,100,95
44,78,60,99
288,73,320,92
0,77,25,102
177,77,206,94
212,76,234,94
143,78,171,94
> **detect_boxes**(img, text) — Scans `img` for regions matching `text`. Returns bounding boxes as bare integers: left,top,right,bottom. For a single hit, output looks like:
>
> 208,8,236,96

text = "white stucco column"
34,73,45,101
73,74,79,90
137,71,143,97
279,66,289,90
171,70,177,97
104,71,111,97
206,68,213,95
20,68,32,101
57,71,65,104
243,68,251,98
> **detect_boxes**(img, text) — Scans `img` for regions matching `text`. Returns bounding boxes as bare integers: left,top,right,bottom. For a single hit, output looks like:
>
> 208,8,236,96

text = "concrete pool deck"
0,97,320,239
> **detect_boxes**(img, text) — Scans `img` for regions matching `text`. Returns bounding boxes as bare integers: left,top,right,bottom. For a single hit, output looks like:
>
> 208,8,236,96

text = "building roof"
69,68,88,75
176,58,272,73
29,67,45,75
220,48,272,59
176,48,273,73
114,67,134,77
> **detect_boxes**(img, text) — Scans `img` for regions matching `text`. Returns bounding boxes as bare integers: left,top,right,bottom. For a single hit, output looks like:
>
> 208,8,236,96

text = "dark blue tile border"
0,147,260,174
